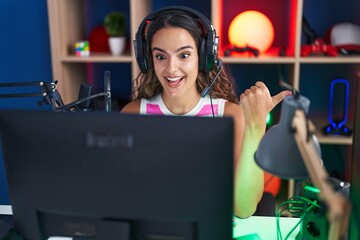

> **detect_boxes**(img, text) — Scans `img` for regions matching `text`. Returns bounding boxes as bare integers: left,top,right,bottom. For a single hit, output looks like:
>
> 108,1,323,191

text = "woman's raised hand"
239,81,291,130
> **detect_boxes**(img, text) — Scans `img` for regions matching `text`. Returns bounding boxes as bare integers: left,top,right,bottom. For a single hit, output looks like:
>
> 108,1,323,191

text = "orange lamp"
228,10,275,53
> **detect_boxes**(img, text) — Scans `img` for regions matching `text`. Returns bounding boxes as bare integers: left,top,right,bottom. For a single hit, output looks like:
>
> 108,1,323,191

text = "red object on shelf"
301,38,338,57
88,25,110,53
264,172,281,197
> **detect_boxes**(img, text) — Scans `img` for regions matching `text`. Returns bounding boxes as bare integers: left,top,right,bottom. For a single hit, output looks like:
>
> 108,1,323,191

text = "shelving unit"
47,0,139,103
47,0,359,196
210,0,359,148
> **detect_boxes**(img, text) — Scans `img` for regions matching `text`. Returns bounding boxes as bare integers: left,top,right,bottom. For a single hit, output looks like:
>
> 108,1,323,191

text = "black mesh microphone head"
77,82,93,109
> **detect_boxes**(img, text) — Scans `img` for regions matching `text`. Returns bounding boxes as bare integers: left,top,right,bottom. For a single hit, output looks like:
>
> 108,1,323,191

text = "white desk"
0,205,12,215
233,216,301,239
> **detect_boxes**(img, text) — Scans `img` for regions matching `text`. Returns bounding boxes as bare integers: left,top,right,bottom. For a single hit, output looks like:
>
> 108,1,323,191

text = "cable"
201,59,223,99
284,204,316,240
279,79,300,99
54,92,109,112
210,94,215,117
201,59,223,117
205,73,215,117
276,196,321,240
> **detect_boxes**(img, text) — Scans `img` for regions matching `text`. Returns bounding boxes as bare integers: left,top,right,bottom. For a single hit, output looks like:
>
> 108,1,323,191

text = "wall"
0,0,207,205
0,0,52,204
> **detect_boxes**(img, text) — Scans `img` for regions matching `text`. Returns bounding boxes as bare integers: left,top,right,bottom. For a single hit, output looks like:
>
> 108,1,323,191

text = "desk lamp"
255,92,321,179
254,85,351,240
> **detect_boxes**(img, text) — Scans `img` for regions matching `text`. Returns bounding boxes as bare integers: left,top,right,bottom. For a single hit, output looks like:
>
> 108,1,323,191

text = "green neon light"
304,185,320,193
266,112,272,125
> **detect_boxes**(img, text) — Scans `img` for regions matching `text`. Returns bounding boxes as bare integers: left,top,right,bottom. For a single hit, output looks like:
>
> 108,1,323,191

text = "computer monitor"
0,110,234,240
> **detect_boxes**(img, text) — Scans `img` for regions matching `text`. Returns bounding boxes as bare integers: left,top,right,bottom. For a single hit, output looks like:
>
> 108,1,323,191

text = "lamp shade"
254,95,322,179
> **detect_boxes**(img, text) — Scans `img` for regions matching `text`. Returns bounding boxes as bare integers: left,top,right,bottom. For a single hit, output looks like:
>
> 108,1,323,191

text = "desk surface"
1,206,301,240
233,216,301,240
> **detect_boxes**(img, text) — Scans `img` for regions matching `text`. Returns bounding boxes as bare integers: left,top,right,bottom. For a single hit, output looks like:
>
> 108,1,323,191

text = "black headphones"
133,6,220,73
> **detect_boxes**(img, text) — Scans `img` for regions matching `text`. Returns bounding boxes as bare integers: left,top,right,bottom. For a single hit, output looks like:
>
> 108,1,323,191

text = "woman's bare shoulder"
120,100,141,114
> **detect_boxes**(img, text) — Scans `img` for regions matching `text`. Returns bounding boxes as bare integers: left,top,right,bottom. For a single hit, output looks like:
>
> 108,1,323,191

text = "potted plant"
104,11,126,55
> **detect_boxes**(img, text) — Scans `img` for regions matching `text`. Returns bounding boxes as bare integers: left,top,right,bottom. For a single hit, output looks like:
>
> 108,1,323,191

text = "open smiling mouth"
166,76,184,87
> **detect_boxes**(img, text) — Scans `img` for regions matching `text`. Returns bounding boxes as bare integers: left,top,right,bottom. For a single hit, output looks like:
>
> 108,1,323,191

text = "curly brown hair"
132,9,239,104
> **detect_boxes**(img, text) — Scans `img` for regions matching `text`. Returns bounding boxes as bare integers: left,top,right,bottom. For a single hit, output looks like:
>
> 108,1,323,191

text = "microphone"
77,82,94,111
54,71,112,112
201,59,223,98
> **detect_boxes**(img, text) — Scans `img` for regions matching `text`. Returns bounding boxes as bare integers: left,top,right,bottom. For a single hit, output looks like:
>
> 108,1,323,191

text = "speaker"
133,6,219,73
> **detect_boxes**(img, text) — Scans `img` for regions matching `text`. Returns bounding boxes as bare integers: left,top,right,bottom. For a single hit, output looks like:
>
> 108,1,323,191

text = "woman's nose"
166,57,178,72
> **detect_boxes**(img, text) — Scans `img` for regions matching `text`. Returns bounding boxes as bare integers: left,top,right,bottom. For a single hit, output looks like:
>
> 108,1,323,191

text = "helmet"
330,22,360,52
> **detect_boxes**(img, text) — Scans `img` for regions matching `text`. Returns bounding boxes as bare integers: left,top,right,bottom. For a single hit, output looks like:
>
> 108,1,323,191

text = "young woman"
121,6,291,218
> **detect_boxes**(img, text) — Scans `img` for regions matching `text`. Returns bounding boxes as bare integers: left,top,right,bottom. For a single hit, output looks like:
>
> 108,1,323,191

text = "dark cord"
206,73,215,117
207,75,215,118
279,80,300,99
54,92,109,112
209,95,215,117
203,60,223,117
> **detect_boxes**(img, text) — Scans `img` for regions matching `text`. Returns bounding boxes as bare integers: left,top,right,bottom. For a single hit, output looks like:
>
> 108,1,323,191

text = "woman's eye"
155,54,166,60
180,52,190,59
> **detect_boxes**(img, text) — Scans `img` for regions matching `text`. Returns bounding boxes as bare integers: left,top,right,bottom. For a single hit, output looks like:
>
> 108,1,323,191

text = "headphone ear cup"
198,38,206,72
200,34,218,72
205,32,219,72
134,34,148,73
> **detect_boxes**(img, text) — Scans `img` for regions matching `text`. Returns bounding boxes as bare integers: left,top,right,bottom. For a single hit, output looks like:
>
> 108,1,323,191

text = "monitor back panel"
0,110,234,240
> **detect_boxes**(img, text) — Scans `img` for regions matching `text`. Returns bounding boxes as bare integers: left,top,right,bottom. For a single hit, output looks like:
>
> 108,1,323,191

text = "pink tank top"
140,94,226,117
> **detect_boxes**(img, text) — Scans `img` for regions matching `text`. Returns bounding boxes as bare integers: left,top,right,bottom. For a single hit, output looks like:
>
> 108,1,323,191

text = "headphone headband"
136,6,214,38
134,6,219,73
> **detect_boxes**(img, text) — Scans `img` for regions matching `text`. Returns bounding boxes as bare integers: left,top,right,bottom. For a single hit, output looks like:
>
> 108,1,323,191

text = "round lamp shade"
228,11,274,53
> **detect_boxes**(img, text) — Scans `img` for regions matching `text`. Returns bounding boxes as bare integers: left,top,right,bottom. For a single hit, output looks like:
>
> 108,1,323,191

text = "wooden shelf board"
299,56,360,64
222,56,296,64
312,118,353,145
61,52,133,63
316,133,352,145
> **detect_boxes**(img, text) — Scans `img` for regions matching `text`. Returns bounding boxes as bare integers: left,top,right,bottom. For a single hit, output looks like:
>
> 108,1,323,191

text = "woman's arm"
120,100,141,113
227,81,291,218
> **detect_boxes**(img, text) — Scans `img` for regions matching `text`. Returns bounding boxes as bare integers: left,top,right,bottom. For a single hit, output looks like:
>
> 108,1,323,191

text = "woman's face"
151,26,199,99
